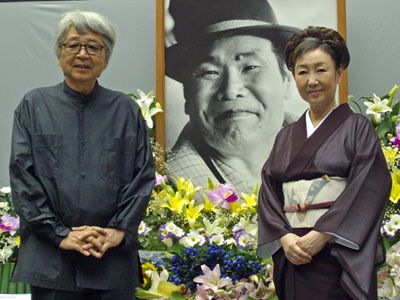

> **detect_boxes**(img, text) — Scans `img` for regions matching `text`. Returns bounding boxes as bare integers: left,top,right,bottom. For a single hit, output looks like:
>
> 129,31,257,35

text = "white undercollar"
305,109,335,138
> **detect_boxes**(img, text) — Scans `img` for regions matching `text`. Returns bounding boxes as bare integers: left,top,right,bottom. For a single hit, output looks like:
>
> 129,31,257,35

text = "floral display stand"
0,263,30,296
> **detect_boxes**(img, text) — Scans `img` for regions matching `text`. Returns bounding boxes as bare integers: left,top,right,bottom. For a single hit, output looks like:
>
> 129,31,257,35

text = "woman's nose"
307,73,319,86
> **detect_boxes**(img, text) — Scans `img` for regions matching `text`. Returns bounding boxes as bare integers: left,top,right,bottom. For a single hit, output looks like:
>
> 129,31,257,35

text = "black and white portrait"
164,0,339,192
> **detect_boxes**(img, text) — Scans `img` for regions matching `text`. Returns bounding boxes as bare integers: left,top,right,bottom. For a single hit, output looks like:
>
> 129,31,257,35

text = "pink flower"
207,184,239,209
1,213,19,236
155,173,167,186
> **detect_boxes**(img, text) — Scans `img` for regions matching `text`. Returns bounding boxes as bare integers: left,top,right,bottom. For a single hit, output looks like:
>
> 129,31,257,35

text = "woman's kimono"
257,104,391,300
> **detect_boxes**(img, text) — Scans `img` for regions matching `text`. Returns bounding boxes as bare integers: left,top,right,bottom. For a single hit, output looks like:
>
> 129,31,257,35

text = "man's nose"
218,69,245,100
76,45,90,57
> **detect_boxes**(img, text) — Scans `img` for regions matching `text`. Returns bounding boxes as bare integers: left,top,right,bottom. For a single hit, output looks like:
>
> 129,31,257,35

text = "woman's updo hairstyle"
285,26,350,73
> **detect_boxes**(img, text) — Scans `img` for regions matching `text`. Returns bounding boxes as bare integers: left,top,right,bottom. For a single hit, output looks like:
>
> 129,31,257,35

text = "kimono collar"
306,109,335,138
286,103,353,180
63,81,101,105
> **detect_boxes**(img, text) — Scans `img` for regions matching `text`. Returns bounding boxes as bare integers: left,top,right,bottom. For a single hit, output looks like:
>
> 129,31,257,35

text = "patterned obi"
283,175,346,228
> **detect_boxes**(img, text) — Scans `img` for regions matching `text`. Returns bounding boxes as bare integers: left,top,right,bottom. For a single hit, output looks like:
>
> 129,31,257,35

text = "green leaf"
375,122,392,140
167,244,184,254
169,292,188,300
391,101,400,116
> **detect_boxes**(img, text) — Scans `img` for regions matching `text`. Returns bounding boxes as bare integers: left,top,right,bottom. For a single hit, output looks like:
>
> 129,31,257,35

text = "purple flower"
1,213,19,236
159,224,173,239
207,184,239,209
391,137,400,149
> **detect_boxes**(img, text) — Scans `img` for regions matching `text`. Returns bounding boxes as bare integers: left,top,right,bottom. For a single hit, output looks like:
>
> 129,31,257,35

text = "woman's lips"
307,89,322,97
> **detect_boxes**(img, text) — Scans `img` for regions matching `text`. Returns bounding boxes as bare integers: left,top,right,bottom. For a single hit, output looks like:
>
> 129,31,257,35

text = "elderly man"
9,11,154,300
166,0,299,193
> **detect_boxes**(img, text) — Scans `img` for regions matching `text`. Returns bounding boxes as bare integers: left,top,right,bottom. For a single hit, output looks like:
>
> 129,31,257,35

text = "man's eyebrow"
234,50,264,60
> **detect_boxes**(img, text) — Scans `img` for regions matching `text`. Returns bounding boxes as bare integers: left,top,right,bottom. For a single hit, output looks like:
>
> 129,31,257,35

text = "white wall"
347,0,400,111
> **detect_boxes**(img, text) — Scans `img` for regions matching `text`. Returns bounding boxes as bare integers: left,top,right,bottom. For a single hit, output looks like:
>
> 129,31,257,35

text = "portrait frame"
155,0,347,150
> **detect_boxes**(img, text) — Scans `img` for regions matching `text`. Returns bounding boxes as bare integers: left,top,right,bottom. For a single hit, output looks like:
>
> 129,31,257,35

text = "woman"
257,26,391,300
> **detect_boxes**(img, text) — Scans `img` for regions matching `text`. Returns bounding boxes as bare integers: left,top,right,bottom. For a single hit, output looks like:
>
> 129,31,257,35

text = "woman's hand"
280,233,313,265
297,230,332,257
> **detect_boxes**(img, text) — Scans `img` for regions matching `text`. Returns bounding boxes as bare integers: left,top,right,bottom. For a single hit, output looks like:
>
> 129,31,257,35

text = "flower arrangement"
362,84,400,299
136,176,275,299
0,186,20,264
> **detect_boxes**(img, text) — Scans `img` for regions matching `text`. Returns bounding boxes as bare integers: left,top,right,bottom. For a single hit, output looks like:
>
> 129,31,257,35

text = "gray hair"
54,10,116,62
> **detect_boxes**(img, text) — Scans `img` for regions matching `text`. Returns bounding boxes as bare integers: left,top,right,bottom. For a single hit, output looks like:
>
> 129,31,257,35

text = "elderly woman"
257,26,391,300
9,10,154,300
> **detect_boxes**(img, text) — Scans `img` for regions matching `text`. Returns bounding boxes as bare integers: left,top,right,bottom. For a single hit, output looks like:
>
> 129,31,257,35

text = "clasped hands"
59,226,125,259
279,230,332,265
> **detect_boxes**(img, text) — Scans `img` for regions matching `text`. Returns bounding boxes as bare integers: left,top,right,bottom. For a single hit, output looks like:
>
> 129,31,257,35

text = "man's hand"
59,230,97,256
280,233,312,265
72,226,125,259
297,230,332,257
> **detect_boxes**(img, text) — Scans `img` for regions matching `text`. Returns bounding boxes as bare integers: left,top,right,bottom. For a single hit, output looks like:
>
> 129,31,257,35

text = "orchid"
130,89,163,129
155,172,167,186
207,184,239,210
0,186,20,264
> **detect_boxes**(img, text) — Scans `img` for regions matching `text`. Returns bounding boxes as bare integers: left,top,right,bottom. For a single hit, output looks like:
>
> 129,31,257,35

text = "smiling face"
183,35,289,154
58,26,108,94
293,47,343,111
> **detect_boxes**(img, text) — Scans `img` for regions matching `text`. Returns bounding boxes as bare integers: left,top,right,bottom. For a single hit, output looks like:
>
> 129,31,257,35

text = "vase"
0,263,30,294
139,250,172,266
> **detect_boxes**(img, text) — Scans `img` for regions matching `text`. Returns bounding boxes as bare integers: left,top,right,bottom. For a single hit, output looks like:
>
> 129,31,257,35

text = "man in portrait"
165,0,299,193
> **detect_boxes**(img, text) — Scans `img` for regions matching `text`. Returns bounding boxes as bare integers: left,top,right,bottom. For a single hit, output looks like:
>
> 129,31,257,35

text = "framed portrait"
156,0,347,191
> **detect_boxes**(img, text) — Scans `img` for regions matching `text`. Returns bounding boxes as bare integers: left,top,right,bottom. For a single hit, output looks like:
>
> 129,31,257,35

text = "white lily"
364,93,392,121
134,89,163,129
0,186,11,195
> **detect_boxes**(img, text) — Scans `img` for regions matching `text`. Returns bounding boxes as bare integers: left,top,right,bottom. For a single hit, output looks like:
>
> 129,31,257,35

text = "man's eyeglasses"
62,42,105,56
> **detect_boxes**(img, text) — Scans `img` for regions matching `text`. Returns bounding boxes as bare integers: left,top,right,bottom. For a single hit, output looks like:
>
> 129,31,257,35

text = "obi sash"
283,175,346,228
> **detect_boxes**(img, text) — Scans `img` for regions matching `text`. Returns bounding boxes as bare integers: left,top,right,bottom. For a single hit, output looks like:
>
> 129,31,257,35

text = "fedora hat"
166,0,299,82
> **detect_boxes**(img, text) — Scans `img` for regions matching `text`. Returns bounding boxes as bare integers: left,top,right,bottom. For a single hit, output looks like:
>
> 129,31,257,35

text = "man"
165,0,299,193
9,11,155,300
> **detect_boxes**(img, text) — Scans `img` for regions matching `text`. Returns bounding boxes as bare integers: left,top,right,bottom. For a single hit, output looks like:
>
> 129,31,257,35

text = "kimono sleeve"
106,108,155,251
257,131,292,258
314,116,390,248
9,100,70,246
314,116,391,299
